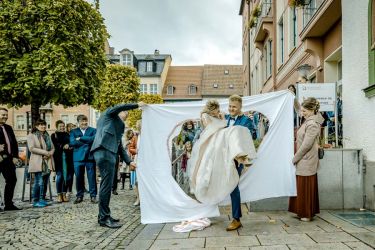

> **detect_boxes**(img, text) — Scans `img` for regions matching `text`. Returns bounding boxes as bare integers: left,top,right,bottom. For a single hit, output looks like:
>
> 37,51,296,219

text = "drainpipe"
248,1,252,96
272,0,277,91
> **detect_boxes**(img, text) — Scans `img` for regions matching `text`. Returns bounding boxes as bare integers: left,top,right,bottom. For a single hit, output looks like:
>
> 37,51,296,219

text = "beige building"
1,104,98,142
162,65,243,101
162,66,204,102
201,65,243,98
240,0,342,94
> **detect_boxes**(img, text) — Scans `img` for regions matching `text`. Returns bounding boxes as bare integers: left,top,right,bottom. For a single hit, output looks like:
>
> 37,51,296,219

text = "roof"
134,54,171,61
239,0,245,15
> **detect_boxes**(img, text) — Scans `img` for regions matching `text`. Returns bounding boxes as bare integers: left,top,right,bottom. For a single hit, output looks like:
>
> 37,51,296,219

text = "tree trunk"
31,101,40,130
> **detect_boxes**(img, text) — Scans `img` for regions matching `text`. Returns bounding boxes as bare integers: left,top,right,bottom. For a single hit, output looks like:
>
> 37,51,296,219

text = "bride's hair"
201,100,220,116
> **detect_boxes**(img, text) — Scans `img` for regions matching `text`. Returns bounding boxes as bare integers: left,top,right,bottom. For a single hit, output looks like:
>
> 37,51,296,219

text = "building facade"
1,104,98,142
161,65,243,102
162,66,204,102
342,0,375,210
116,49,172,96
241,0,342,95
241,0,375,210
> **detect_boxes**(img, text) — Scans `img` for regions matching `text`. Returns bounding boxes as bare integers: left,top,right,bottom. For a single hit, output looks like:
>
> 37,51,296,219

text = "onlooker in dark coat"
51,120,73,203
0,108,22,211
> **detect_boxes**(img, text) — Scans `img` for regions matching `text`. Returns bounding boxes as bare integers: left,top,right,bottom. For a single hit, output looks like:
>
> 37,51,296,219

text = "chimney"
154,49,160,55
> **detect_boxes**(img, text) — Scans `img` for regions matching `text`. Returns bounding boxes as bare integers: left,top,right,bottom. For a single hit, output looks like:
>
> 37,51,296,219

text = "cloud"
98,0,242,65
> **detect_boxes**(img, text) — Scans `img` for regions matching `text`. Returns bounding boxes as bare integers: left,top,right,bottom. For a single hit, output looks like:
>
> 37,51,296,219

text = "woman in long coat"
27,119,55,208
289,97,324,221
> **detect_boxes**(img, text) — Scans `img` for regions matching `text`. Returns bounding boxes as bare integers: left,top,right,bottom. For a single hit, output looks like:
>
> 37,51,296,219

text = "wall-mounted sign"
297,83,336,112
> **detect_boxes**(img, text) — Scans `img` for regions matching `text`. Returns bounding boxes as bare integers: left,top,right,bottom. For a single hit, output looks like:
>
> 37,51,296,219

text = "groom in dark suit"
91,102,142,228
225,95,254,231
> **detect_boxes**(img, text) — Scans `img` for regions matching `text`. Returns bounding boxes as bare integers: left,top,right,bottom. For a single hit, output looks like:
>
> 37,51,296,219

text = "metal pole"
334,82,339,147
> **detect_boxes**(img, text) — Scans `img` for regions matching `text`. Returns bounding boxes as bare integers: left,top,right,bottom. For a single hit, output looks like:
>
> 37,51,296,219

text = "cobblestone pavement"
2,169,375,249
0,168,144,249
127,206,375,250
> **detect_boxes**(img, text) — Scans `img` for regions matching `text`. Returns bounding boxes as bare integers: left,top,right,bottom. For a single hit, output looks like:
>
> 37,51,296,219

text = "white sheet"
137,90,296,224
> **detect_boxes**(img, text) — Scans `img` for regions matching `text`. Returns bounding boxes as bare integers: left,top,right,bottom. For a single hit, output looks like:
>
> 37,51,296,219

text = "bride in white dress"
187,100,257,205
173,100,256,233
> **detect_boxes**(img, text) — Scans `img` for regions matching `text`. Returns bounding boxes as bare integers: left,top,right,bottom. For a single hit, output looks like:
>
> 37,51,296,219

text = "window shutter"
153,62,157,72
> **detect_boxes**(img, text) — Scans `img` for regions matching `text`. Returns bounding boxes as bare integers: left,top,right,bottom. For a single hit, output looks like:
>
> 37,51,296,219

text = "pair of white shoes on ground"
172,218,211,233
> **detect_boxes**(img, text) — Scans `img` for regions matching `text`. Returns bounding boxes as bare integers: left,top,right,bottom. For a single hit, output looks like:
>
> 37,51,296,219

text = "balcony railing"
255,0,272,31
302,0,324,28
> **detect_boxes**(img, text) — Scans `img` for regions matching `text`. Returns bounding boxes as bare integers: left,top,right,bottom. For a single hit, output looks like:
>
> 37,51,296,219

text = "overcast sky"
97,0,242,66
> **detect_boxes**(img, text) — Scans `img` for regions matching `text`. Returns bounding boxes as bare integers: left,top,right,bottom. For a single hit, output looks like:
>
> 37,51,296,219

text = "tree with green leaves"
92,64,164,129
92,64,140,112
0,0,108,125
127,94,163,129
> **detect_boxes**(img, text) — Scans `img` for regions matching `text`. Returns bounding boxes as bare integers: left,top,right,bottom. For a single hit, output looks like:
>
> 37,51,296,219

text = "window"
289,7,297,51
303,0,317,28
266,40,272,79
372,0,375,47
278,17,284,65
150,84,158,94
61,115,69,125
224,69,229,75
338,60,342,81
213,83,219,88
167,85,174,95
45,114,51,129
365,0,375,97
229,84,234,89
73,115,79,124
146,61,153,72
140,84,147,94
122,54,132,66
189,84,197,95
16,115,25,130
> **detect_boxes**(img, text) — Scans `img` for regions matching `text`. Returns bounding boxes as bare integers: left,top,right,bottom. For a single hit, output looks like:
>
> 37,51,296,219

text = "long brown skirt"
288,174,320,219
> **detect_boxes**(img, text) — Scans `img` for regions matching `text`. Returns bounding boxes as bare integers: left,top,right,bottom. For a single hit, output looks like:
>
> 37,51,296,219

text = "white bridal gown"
187,113,257,205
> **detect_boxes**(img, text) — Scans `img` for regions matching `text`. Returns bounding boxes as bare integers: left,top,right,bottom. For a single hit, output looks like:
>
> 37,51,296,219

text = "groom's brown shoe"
226,219,242,231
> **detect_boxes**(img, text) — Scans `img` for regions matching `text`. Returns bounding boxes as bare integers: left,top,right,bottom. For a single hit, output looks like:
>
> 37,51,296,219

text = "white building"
342,0,375,209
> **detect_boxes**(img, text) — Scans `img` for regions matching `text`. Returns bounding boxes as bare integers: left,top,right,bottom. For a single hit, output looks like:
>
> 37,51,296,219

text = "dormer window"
189,84,197,95
167,85,175,95
224,69,229,75
146,61,153,72
122,54,132,66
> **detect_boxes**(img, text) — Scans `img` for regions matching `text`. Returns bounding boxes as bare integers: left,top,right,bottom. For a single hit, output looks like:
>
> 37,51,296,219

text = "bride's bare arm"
201,113,211,127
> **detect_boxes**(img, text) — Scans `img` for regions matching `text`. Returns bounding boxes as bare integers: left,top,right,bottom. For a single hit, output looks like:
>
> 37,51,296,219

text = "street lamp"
296,63,312,81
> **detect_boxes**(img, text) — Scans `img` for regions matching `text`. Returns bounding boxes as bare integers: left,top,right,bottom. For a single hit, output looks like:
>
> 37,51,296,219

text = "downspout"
272,0,277,91
248,1,252,96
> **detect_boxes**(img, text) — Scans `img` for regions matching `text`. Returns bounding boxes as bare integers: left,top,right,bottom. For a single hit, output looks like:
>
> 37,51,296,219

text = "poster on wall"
297,83,337,112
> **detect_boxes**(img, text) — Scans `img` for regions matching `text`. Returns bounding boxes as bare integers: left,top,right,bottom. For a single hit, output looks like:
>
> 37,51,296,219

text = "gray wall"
249,149,367,211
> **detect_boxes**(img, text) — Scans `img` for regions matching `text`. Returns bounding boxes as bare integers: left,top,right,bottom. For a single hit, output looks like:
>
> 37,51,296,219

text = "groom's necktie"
228,117,236,127
0,125,12,154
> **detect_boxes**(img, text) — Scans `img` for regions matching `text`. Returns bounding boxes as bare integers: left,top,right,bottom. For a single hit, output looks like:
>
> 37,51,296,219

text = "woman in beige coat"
288,97,324,221
27,119,55,208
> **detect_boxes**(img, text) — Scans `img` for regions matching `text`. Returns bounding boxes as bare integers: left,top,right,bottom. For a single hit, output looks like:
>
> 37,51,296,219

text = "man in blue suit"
91,103,142,228
70,115,97,204
225,95,254,231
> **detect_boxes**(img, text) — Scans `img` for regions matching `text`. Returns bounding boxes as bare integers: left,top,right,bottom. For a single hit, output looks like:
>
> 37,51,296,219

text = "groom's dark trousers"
231,160,243,219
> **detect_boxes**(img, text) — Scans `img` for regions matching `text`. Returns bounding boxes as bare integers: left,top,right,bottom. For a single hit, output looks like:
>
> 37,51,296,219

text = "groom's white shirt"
228,115,238,127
